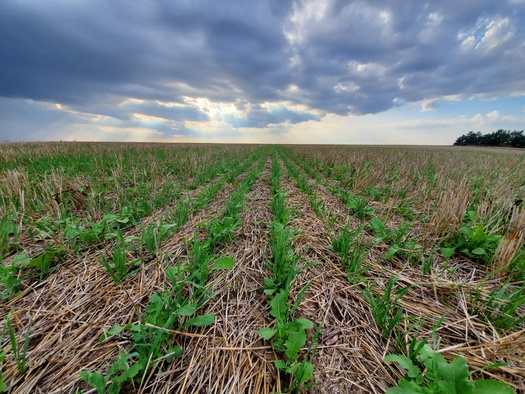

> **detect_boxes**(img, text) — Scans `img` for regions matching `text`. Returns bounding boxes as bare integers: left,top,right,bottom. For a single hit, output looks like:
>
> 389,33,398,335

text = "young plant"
28,245,66,280
257,286,315,393
0,216,18,258
5,316,30,374
385,343,515,394
331,224,369,278
346,194,375,219
0,348,7,392
264,222,306,296
469,282,525,331
360,276,411,340
0,254,27,300
445,211,501,264
204,216,240,250
272,191,292,224
98,229,140,284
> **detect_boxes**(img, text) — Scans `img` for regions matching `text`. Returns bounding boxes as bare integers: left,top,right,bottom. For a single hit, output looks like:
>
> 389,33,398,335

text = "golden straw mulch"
281,156,525,393
2,178,238,393
2,149,524,394
146,157,279,393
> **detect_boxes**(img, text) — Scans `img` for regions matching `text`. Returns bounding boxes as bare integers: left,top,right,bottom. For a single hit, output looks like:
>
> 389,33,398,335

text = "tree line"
454,129,525,148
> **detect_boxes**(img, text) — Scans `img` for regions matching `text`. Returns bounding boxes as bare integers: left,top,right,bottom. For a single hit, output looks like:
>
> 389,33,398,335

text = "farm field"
0,142,524,393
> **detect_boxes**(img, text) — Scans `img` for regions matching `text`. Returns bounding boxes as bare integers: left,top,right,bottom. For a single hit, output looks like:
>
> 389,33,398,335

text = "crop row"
278,146,523,392
0,145,268,392
0,143,523,393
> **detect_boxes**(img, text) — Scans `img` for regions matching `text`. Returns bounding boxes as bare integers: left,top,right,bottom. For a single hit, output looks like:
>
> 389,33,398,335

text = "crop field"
0,142,524,393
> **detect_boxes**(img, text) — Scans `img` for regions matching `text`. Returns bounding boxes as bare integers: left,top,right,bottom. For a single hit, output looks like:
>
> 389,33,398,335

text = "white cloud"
284,0,330,45
459,35,477,52
476,17,515,52
486,110,501,122
347,61,387,78
421,99,439,111
419,12,444,42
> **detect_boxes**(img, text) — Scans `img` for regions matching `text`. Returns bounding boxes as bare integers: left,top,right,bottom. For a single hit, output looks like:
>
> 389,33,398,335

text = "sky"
1,0,525,145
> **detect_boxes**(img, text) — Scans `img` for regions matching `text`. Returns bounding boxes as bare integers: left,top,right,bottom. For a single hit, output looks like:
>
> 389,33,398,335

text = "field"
0,142,524,393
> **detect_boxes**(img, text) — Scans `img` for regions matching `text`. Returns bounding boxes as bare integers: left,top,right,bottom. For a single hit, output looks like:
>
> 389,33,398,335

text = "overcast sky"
1,0,524,144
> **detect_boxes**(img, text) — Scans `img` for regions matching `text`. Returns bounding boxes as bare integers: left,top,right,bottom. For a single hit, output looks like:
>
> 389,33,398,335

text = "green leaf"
270,290,288,320
166,345,182,362
263,288,276,296
386,247,399,261
386,379,429,394
370,217,386,234
256,327,277,340
212,256,236,270
295,361,314,383
184,313,214,327
441,247,455,259
435,356,472,394
99,324,132,342
472,380,515,394
108,381,121,394
145,293,165,314
12,254,29,265
471,248,487,256
293,318,314,330
285,329,307,362
117,359,143,382
385,354,420,379
384,354,412,368
176,304,197,316
80,370,106,394
103,213,119,221
274,359,288,370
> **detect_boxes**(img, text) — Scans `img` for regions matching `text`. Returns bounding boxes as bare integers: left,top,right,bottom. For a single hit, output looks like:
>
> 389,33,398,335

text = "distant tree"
481,129,510,146
510,130,525,147
454,131,482,146
454,130,525,148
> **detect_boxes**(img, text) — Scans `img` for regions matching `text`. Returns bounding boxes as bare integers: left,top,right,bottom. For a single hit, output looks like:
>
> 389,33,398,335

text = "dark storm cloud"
0,0,524,140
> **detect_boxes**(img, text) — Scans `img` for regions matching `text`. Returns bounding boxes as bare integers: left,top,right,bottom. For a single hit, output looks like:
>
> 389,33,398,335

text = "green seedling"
99,233,140,285
0,348,7,392
204,216,240,249
264,222,306,296
0,216,19,258
143,221,179,254
444,211,501,264
469,282,525,331
385,343,515,394
331,224,370,277
420,249,436,275
28,245,65,280
5,316,30,374
0,254,28,299
80,220,106,244
80,370,107,394
272,191,291,224
91,255,236,393
257,287,315,393
360,276,411,340
345,194,374,219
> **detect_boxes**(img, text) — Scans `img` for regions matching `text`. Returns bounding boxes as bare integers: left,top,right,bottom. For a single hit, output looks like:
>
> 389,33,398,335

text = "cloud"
0,0,524,141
